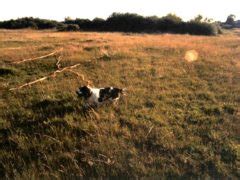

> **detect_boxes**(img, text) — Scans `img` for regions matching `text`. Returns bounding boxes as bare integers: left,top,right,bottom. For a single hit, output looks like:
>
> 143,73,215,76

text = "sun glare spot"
184,50,198,62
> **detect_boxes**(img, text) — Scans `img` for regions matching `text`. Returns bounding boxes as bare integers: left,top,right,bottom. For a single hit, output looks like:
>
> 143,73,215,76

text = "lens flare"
184,50,198,62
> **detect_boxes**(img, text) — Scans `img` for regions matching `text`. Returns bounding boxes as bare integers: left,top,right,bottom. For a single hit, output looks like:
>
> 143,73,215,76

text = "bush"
185,21,218,35
91,18,105,30
0,13,221,35
66,24,80,31
103,13,219,35
64,18,92,30
105,13,146,32
57,24,80,31
0,17,60,29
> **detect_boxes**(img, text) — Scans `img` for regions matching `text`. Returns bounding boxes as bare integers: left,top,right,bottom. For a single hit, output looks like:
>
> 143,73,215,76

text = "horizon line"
0,12,235,22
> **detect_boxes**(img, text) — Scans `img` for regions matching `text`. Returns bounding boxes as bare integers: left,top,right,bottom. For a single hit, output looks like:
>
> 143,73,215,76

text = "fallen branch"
9,77,48,91
146,126,154,138
55,55,62,69
54,54,92,85
9,47,93,91
12,48,63,64
9,63,81,91
67,69,92,86
51,63,81,77
1,47,23,50
42,135,62,144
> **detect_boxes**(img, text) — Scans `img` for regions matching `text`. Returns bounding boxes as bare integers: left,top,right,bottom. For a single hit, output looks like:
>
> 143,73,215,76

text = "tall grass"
0,29,239,178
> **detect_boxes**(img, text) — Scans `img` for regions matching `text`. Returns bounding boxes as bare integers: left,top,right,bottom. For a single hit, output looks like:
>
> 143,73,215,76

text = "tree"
64,16,72,21
194,15,203,22
164,13,182,23
191,15,213,23
226,14,236,25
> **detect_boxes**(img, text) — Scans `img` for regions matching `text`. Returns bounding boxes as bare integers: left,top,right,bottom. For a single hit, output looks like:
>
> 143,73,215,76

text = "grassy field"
0,29,239,178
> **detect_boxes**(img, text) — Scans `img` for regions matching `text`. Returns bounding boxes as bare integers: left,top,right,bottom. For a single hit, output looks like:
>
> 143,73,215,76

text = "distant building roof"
235,20,240,27
221,20,240,28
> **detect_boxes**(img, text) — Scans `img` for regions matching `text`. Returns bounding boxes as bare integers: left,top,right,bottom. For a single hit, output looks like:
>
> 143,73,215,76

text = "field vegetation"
0,29,239,178
0,13,221,35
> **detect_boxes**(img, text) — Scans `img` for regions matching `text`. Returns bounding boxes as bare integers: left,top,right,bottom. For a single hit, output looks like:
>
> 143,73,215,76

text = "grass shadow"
31,98,75,119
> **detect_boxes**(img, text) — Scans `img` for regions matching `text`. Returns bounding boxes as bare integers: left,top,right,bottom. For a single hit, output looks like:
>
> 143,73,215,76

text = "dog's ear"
80,86,89,92
77,86,89,97
81,86,92,98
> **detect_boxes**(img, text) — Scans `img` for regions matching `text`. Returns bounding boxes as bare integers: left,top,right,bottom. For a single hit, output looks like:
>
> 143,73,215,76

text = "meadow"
0,29,239,178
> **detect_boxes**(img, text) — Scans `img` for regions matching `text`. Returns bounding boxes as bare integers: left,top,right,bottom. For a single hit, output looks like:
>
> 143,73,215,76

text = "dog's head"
76,86,92,99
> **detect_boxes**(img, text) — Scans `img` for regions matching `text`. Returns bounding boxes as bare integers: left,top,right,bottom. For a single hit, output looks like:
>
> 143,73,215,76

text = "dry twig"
9,63,81,91
9,77,48,91
9,47,93,91
146,126,154,138
12,48,63,64
55,55,62,69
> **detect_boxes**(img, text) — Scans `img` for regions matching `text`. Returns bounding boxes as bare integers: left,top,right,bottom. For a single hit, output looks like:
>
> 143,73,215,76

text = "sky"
0,0,239,22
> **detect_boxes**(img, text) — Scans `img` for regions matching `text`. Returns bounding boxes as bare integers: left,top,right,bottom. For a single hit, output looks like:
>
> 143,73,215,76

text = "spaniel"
76,86,126,107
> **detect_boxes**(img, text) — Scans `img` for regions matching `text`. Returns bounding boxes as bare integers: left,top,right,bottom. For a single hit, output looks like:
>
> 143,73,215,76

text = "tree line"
0,17,61,29
0,13,222,35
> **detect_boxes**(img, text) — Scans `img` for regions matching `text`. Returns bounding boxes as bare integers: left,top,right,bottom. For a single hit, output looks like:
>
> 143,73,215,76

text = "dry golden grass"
0,29,239,178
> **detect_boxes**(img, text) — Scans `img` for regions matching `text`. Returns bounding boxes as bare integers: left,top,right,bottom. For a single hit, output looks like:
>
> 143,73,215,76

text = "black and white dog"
76,86,126,107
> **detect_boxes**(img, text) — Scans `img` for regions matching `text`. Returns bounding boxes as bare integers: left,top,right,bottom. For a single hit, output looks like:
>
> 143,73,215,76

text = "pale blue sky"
0,0,239,21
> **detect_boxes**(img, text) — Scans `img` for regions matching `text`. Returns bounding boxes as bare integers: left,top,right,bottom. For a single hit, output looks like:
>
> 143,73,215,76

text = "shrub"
106,13,146,32
103,13,219,35
0,17,60,29
0,13,222,35
91,18,105,30
57,24,80,31
64,18,91,30
185,21,218,35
